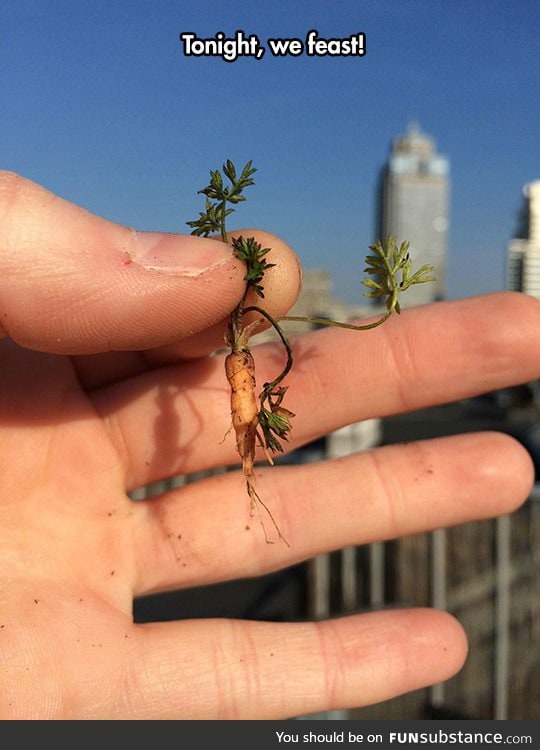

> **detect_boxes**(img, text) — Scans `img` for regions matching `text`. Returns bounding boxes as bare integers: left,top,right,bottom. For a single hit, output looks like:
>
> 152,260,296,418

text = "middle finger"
93,292,540,491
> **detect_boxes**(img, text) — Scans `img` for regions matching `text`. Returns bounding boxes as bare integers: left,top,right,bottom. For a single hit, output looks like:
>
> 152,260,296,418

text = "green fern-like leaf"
362,236,435,313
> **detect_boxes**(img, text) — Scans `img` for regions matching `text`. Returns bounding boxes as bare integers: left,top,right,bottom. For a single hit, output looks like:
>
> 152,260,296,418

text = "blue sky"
2,0,539,304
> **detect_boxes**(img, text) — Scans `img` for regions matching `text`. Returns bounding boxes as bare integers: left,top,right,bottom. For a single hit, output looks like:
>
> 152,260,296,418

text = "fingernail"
131,231,232,274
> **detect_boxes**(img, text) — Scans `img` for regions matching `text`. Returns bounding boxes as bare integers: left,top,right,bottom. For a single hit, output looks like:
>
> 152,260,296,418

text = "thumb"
0,171,249,354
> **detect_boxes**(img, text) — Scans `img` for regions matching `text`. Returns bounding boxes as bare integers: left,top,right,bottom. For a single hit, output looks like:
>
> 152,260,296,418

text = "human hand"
0,172,536,719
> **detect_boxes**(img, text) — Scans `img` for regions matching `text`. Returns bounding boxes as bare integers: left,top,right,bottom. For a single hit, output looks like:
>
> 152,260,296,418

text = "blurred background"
3,0,540,720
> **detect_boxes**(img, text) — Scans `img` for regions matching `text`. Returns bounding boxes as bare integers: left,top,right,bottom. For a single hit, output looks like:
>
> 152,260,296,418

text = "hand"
0,172,536,719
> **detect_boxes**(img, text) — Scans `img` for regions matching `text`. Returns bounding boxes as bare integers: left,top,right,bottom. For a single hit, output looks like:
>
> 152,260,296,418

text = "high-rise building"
376,122,450,307
507,181,540,298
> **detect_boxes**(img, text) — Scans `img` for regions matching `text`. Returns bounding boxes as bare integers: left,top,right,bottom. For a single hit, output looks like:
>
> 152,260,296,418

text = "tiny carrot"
225,349,258,484
225,343,290,547
188,159,434,549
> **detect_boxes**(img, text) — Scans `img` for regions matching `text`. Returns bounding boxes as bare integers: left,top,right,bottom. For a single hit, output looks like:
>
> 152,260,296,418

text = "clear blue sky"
2,0,539,304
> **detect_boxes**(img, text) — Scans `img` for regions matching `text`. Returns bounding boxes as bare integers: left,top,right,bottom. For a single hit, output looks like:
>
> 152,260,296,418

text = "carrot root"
225,349,289,546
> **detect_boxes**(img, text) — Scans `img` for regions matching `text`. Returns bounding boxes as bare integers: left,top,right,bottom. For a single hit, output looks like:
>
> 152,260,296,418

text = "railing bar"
369,542,385,608
494,514,511,720
341,546,358,611
430,528,447,707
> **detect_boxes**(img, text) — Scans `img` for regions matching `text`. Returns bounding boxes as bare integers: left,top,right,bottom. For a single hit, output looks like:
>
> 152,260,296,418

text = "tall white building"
377,122,450,307
507,181,540,298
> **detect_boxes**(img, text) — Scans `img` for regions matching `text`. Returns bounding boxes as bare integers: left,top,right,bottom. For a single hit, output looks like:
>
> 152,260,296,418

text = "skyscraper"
376,123,450,307
507,181,540,298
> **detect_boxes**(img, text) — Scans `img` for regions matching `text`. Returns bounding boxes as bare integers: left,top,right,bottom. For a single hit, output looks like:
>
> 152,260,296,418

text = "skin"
0,170,538,719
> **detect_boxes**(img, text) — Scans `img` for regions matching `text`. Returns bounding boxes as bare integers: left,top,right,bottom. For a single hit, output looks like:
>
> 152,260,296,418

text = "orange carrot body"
224,345,289,546
225,349,259,486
